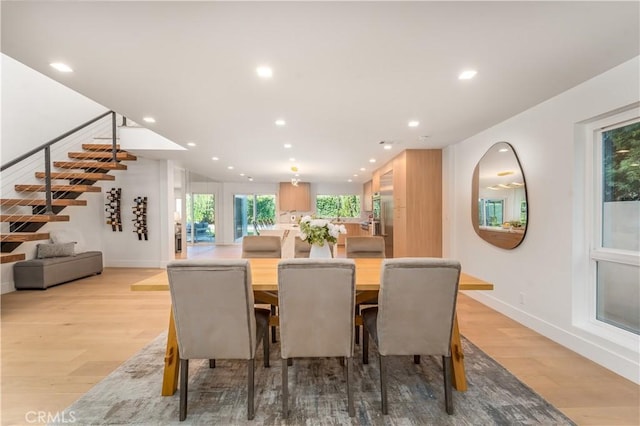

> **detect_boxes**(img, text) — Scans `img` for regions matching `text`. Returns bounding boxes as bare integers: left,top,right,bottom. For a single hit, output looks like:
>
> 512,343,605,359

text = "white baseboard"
1,280,16,294
464,291,640,385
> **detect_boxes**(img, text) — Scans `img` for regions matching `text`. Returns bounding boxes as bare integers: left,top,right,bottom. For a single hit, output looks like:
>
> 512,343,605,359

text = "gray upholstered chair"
242,235,282,342
167,259,270,421
362,258,461,415
277,259,356,418
241,235,282,258
346,236,385,344
293,236,334,258
345,236,385,258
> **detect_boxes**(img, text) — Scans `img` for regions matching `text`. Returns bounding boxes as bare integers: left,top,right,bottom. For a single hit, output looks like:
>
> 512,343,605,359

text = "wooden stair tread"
68,152,137,161
1,232,50,242
0,214,70,222
82,143,122,151
0,199,87,207
0,253,25,264
53,161,127,170
15,184,101,193
35,172,115,181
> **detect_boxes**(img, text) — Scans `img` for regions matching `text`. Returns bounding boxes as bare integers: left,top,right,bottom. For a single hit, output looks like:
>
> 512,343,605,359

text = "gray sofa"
13,251,103,290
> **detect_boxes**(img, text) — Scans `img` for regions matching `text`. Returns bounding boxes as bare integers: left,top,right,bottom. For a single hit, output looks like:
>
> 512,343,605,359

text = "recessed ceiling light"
212,157,219,161
353,174,358,177
498,148,509,153
256,65,273,79
348,179,353,183
458,70,477,80
227,166,234,170
284,144,292,149
248,177,254,181
187,142,196,147
50,62,73,73
240,173,245,177
360,168,366,171
408,120,419,127
143,117,156,123
275,119,286,126
369,158,376,163
384,145,392,150
289,157,296,162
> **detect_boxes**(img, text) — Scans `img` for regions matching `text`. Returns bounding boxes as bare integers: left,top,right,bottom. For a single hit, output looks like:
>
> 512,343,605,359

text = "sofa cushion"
36,242,75,259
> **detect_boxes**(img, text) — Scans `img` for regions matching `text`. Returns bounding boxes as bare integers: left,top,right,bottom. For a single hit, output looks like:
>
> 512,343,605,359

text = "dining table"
130,257,493,396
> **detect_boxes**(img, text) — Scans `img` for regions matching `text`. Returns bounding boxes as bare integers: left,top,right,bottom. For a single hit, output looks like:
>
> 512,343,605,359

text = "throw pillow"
36,242,76,259
50,229,86,253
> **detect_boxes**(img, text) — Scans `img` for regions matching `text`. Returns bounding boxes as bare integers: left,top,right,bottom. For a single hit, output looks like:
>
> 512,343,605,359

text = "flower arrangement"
299,215,347,246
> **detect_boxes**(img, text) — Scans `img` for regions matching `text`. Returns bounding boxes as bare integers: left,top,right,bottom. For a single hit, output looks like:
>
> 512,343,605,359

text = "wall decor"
132,196,148,240
471,142,528,249
105,188,122,232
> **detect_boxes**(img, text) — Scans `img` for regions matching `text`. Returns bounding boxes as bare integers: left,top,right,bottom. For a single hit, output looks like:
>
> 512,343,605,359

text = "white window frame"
581,107,640,346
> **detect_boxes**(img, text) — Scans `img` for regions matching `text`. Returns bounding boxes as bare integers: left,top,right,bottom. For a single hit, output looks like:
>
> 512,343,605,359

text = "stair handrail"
1,110,117,215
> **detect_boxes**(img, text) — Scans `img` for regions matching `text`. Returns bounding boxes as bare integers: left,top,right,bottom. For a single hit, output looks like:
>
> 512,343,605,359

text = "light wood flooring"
1,244,638,425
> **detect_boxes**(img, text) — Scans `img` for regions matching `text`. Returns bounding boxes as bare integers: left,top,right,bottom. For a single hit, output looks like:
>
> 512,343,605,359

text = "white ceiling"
2,1,639,184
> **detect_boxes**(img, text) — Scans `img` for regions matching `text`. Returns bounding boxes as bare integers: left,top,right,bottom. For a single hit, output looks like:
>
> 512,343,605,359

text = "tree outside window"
316,195,361,218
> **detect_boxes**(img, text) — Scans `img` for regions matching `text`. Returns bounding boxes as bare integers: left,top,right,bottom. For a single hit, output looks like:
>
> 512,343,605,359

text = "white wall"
446,56,640,383
99,157,174,268
1,54,107,163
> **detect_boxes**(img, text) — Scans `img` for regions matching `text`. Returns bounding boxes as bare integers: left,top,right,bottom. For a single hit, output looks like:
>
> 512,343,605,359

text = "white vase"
309,242,332,258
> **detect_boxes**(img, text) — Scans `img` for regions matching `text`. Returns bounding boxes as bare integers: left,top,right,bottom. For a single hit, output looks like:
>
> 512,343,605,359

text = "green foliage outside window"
603,121,640,202
316,195,361,218
247,195,276,224
189,194,215,224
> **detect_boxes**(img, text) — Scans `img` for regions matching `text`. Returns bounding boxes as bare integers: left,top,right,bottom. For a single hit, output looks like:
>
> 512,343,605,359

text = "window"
316,195,361,219
591,116,640,335
478,198,504,227
233,194,276,240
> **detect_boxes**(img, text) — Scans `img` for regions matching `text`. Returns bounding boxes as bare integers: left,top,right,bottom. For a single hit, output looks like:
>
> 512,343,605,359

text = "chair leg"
443,355,454,415
355,325,360,345
247,359,255,420
287,358,293,366
209,359,216,368
414,355,421,364
179,358,188,421
271,305,277,343
346,356,355,417
263,327,270,368
362,325,369,364
282,358,289,418
379,355,388,415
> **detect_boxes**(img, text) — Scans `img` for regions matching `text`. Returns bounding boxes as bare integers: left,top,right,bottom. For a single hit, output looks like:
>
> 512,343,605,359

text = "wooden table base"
160,306,469,396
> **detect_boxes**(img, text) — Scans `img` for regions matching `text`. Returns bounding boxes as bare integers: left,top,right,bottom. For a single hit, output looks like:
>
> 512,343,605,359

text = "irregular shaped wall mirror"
472,142,528,249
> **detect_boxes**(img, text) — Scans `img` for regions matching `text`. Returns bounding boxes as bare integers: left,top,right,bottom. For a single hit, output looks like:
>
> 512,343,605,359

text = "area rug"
53,333,575,425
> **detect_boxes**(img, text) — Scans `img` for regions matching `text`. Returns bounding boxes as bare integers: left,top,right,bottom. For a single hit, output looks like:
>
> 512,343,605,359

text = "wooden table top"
131,258,493,292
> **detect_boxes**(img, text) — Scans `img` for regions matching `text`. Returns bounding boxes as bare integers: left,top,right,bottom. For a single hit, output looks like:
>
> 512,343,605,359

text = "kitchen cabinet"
363,180,373,211
372,149,442,258
279,182,310,212
372,170,381,193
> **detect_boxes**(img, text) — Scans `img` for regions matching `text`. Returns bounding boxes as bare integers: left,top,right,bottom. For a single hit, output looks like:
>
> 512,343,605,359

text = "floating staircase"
0,142,136,264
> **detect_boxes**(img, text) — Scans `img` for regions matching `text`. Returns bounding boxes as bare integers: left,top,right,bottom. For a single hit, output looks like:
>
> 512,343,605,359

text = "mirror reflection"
472,142,528,249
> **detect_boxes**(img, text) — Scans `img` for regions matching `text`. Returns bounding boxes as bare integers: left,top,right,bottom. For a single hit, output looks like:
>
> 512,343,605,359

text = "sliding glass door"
186,193,215,244
233,194,276,241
